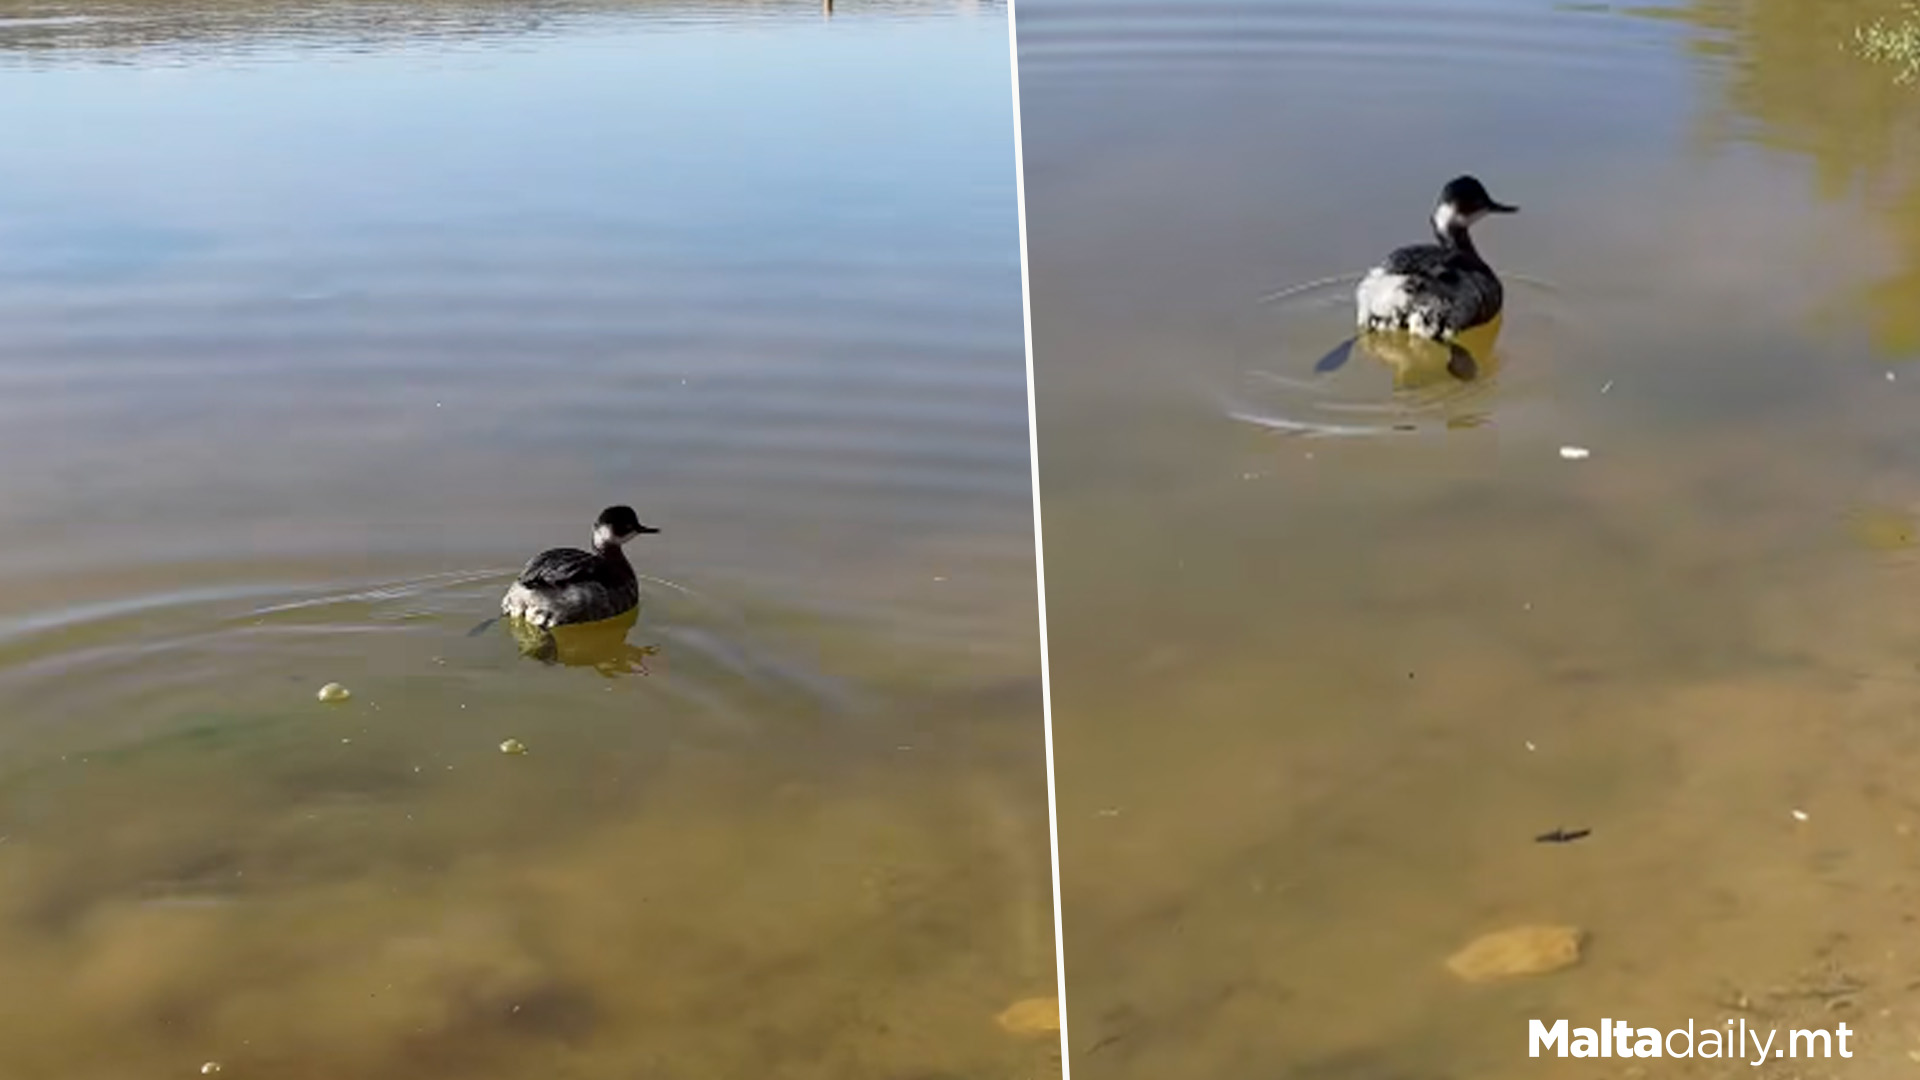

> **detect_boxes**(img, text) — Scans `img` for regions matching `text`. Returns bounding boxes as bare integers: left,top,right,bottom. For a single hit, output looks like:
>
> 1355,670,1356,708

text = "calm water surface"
1021,0,1920,1077
0,3,1052,1077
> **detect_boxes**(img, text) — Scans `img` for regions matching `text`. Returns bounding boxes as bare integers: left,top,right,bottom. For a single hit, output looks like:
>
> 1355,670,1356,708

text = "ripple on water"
1015,0,1679,85
1218,272,1578,439
0,564,868,768
0,0,999,62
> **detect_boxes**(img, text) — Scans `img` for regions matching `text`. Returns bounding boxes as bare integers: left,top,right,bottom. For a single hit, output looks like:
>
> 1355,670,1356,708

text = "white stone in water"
499,738,528,756
201,1064,222,1076
995,996,1060,1036
1446,925,1584,982
316,682,351,704
1559,446,1591,460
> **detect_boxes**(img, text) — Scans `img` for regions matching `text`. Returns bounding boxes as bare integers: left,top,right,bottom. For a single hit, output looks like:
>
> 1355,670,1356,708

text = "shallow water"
0,3,1052,1077
1020,0,1920,1077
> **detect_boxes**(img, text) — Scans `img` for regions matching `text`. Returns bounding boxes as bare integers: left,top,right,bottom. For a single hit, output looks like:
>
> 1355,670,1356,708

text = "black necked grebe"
499,505,659,629
1311,175,1518,379
1355,175,1517,339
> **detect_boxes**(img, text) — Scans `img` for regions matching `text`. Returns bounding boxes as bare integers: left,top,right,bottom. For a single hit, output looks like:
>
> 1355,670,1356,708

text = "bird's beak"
1489,200,1519,214
635,525,661,535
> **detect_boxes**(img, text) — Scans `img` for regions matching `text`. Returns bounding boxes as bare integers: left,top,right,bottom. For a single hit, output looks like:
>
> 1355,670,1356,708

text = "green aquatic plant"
1855,4,1920,84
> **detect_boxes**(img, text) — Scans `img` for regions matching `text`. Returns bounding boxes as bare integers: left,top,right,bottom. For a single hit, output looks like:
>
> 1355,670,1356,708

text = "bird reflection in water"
1313,313,1504,392
508,606,660,677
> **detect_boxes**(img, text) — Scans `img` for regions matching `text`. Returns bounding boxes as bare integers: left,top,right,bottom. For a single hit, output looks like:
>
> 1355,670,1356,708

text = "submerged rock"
996,996,1061,1036
316,682,351,704
1848,505,1917,551
1446,925,1584,982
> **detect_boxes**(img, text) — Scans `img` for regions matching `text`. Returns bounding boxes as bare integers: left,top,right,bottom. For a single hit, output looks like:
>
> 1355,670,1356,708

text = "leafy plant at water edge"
1855,3,1920,84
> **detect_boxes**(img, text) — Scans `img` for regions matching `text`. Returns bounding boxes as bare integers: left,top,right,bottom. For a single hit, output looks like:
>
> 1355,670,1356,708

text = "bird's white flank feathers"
1355,268,1412,328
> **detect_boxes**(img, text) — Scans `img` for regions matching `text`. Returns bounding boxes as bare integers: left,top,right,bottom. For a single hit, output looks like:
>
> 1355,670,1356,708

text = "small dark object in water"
1313,337,1356,374
1445,344,1478,381
1535,827,1591,844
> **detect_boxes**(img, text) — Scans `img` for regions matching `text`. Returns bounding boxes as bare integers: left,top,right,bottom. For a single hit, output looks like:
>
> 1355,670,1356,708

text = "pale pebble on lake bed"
1446,925,1584,982
995,996,1060,1037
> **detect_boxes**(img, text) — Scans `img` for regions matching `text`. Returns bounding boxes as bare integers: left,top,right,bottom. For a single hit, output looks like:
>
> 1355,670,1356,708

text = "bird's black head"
1436,175,1518,225
593,505,659,547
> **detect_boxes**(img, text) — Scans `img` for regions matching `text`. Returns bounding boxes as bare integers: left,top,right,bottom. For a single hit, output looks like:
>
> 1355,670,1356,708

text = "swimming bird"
498,505,659,629
1314,176,1518,377
1356,175,1517,337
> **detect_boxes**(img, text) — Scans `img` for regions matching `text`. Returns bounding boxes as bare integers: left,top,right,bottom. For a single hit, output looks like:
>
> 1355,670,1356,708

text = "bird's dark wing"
1432,262,1502,329
1381,243,1449,276
518,547,600,587
1384,246,1503,332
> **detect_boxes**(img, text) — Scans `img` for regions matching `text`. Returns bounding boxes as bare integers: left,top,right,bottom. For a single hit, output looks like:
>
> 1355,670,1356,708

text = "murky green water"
0,3,1053,1076
1019,0,1920,1076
